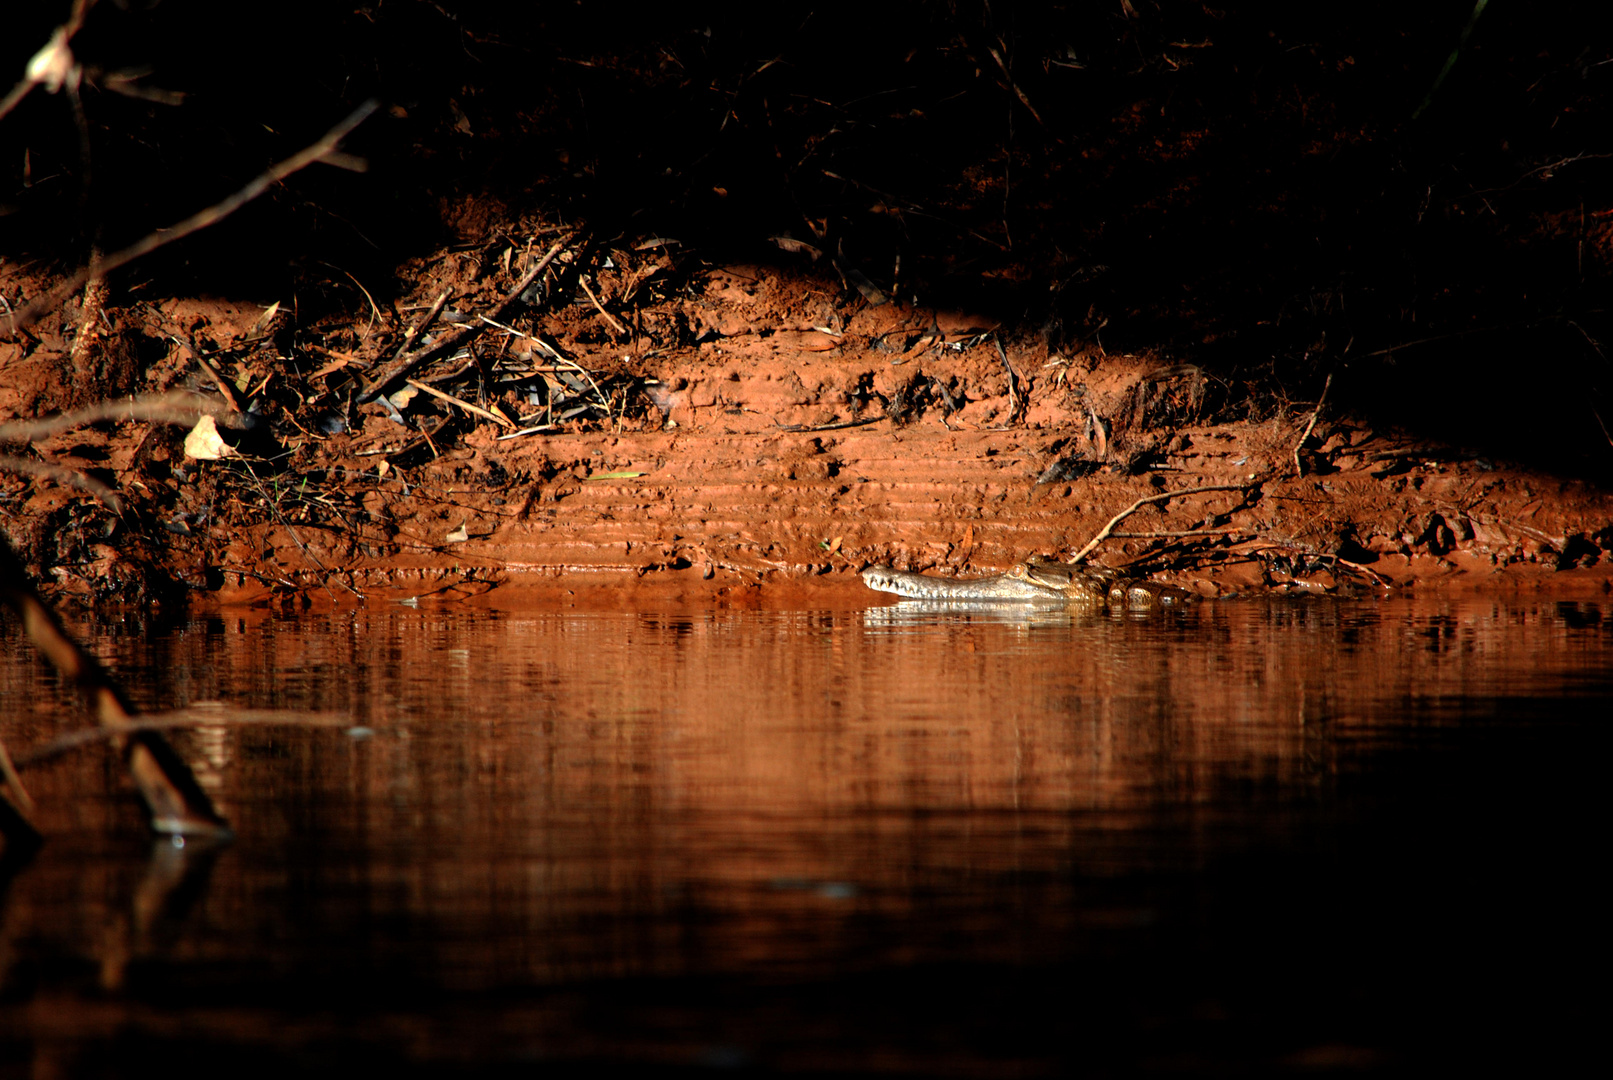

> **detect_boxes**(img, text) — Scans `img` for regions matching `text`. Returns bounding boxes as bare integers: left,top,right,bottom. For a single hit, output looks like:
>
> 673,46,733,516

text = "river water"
1,595,1608,1075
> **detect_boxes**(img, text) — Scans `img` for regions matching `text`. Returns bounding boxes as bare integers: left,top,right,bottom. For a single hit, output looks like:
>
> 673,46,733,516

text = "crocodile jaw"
860,565,1064,601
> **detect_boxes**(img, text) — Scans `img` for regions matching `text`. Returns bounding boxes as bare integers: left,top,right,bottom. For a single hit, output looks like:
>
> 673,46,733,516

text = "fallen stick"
1110,529,1244,539
387,288,452,366
775,416,887,433
495,425,558,441
358,235,573,403
404,378,515,429
477,315,612,413
993,335,1022,420
1070,482,1257,564
176,335,244,412
578,276,629,337
1292,370,1333,477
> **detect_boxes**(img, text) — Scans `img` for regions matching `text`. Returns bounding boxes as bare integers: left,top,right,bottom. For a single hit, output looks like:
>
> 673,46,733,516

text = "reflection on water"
1,597,1609,1074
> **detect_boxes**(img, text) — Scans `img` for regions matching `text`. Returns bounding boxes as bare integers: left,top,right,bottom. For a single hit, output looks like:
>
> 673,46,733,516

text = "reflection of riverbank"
7,599,1612,824
2,599,1610,1071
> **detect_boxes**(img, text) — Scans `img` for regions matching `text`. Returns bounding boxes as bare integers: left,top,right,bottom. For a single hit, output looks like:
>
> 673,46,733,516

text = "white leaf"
183,415,234,460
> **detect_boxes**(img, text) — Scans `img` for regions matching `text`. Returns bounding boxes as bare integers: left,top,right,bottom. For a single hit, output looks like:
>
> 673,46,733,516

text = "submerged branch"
0,535,231,837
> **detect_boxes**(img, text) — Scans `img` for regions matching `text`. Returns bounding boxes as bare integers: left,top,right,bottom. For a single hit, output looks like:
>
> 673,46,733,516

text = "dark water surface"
2,596,1609,1076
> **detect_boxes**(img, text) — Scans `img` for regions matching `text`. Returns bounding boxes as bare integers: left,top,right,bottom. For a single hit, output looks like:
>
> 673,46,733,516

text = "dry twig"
358,235,573,402
404,378,515,429
579,276,629,337
993,335,1022,420
1071,483,1256,564
0,456,124,513
9,99,379,332
176,336,245,412
390,288,452,363
0,390,241,443
1293,371,1333,477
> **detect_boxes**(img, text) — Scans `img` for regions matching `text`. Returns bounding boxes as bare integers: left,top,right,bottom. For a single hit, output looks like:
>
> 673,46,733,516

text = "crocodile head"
1006,558,1116,603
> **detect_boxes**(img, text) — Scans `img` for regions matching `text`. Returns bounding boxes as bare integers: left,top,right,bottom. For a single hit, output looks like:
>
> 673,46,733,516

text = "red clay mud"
5,252,1611,611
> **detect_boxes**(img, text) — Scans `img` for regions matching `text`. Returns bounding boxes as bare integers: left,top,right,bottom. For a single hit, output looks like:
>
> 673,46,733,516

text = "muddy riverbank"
4,3,1611,608
5,261,1612,610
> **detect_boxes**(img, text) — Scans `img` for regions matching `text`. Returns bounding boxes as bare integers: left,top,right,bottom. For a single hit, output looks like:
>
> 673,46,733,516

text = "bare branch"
1071,483,1257,564
1293,371,1333,477
0,390,242,443
9,99,379,332
0,456,124,513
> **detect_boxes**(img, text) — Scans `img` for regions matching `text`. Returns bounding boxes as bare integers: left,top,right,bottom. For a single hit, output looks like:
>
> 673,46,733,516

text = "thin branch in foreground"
0,390,241,443
9,99,379,333
0,0,96,125
1070,482,1258,565
16,707,351,767
0,456,124,513
0,733,35,814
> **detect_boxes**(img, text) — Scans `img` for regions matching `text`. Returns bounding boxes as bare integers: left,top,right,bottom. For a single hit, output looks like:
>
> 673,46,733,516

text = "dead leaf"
445,520,469,543
253,301,281,331
309,353,355,379
900,333,938,360
843,268,888,306
769,236,823,261
182,415,234,460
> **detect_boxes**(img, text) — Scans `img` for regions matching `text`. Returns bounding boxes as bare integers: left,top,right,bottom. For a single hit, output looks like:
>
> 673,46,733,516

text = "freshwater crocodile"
861,557,1192,608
